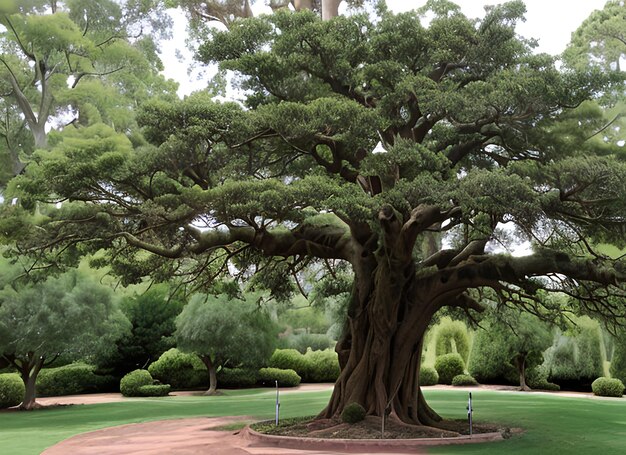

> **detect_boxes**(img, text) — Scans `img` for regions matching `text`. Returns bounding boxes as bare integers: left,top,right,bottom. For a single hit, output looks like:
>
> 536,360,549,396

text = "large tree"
2,1,626,429
0,268,128,410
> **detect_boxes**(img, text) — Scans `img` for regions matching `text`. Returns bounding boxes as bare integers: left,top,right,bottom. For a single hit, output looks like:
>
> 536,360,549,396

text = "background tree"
175,291,277,395
2,1,626,429
95,284,185,377
0,268,129,409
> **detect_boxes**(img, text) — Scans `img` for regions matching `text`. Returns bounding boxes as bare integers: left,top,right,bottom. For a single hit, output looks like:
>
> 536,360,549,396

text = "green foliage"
340,402,366,424
434,317,470,362
609,331,626,384
216,368,258,388
119,369,154,397
591,377,625,397
544,317,604,388
268,349,310,378
434,353,465,385
147,348,206,390
37,363,114,396
419,366,439,386
95,284,184,377
451,374,478,386
278,333,335,353
302,349,340,382
175,292,277,373
0,373,23,408
137,384,171,397
258,368,301,387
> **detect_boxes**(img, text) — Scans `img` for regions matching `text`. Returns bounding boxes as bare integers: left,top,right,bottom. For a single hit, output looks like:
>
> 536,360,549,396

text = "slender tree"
2,2,626,429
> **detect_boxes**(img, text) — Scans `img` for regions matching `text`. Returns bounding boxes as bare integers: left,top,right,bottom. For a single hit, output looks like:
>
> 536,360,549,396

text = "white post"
467,392,473,437
275,380,280,426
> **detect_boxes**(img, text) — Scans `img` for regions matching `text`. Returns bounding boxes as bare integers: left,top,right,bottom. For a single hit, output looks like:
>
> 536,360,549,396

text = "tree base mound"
251,415,508,440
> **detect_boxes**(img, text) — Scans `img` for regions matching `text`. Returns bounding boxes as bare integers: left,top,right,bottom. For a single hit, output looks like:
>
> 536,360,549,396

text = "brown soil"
256,416,502,439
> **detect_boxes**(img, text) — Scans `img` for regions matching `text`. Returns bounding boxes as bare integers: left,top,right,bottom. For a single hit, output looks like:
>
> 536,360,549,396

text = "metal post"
275,380,280,426
467,392,473,437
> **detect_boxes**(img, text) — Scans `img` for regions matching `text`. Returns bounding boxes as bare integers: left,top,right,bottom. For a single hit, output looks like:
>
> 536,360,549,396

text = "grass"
1,388,626,454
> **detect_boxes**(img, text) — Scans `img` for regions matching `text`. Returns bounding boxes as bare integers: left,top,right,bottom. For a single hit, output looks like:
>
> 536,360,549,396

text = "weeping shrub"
435,318,470,362
544,318,604,389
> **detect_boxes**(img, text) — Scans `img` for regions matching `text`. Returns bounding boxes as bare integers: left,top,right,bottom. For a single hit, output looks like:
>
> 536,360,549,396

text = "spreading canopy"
2,1,626,423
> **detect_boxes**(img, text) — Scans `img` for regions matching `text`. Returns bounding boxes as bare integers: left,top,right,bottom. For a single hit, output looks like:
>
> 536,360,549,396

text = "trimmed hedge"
592,377,624,397
137,384,171,397
303,349,340,382
452,374,478,386
0,373,24,409
148,348,206,390
268,349,310,378
217,368,258,388
435,353,465,385
258,368,301,387
419,366,439,386
37,363,115,396
120,369,153,397
341,402,366,424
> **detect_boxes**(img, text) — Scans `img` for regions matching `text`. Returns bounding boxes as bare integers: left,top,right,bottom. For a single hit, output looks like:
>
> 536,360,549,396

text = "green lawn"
1,389,625,454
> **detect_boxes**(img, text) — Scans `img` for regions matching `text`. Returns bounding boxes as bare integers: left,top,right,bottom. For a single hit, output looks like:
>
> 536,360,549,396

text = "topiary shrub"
268,349,310,378
591,377,624,397
0,373,24,409
258,368,301,387
120,369,154,397
303,349,340,382
148,348,206,390
451,374,478,386
419,366,439,386
217,368,258,388
37,363,103,396
435,318,471,362
435,353,465,385
341,402,366,424
137,384,171,397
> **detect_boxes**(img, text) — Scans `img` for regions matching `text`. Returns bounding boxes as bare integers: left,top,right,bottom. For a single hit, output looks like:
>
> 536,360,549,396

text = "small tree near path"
0,270,128,410
175,292,277,395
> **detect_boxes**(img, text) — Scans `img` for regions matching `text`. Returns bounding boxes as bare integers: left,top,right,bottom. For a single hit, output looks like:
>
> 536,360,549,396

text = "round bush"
435,353,465,385
451,374,478,386
419,366,439,386
148,348,206,390
591,377,625,397
268,349,310,379
120,369,154,397
217,368,258,388
303,349,340,382
341,402,366,424
137,384,171,397
0,373,24,409
258,368,301,387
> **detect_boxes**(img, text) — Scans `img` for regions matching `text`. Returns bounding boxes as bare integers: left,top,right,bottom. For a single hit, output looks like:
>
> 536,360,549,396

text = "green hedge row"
268,348,339,383
37,363,117,396
0,373,23,409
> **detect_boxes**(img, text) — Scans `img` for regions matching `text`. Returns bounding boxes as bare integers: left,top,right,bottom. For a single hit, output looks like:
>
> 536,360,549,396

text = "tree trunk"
320,251,443,427
201,355,218,396
514,354,531,392
18,356,44,410
322,0,341,20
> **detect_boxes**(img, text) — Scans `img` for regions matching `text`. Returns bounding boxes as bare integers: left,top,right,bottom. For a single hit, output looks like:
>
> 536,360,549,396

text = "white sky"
160,0,609,97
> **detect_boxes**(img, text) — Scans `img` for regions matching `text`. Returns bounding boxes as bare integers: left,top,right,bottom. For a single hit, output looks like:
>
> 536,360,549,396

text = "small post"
467,392,473,437
275,380,280,426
